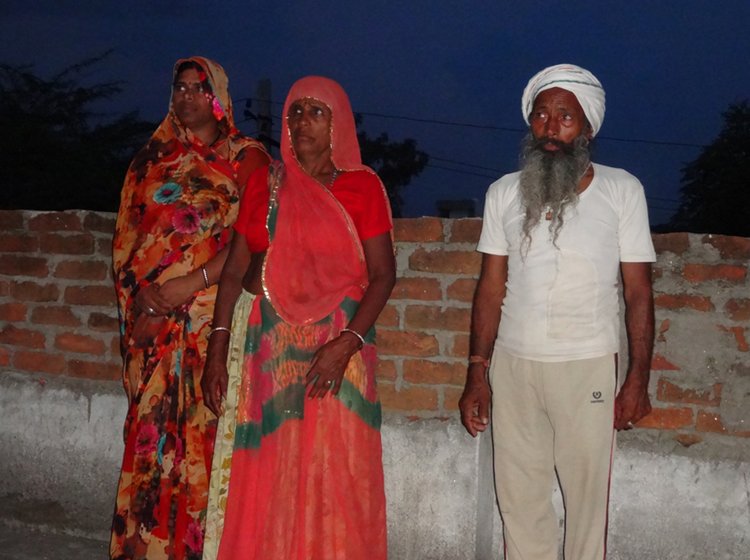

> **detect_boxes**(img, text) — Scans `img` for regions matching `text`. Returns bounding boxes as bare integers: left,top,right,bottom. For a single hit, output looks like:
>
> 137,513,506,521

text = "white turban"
521,63,606,137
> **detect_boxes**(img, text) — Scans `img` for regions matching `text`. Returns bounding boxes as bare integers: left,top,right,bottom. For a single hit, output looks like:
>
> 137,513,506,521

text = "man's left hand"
614,372,652,430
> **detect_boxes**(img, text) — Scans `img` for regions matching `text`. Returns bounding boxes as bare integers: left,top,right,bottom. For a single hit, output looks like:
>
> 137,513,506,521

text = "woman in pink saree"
201,76,394,559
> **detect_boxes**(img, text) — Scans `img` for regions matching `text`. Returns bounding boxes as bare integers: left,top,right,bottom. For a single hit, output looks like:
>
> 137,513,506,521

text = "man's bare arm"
615,261,654,430
459,254,507,437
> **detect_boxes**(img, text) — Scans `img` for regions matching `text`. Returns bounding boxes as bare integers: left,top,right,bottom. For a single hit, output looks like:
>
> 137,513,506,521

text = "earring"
211,97,225,122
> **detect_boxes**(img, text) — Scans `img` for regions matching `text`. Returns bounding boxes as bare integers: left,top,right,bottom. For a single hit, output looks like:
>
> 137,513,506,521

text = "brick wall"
0,210,121,380
1,210,748,442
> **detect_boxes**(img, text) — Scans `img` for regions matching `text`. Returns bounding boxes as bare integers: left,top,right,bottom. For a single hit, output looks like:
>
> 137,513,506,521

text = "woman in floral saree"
201,76,395,560
110,56,268,560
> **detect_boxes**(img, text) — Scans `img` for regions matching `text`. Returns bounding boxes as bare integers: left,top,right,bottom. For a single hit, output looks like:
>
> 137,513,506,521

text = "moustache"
534,137,575,154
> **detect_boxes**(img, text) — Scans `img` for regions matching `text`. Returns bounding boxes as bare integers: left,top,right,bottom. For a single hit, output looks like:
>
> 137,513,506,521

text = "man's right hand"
459,365,492,437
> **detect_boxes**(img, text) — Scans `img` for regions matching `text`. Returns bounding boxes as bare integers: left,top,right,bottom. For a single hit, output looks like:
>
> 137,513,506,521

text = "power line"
425,163,497,179
237,96,708,149
429,155,503,173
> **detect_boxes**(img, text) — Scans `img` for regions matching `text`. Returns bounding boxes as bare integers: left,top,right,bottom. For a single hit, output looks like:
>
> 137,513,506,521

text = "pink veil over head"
263,76,376,325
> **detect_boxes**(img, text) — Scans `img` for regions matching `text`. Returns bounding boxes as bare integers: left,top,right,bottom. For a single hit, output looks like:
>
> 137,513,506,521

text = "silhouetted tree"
669,101,750,236
355,115,429,218
0,52,154,211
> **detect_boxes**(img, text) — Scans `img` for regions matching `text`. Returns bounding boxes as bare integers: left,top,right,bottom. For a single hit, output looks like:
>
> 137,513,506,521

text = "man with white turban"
460,64,655,560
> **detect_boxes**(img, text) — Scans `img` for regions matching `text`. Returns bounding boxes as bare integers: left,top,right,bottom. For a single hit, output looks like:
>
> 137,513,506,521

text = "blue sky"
3,1,748,224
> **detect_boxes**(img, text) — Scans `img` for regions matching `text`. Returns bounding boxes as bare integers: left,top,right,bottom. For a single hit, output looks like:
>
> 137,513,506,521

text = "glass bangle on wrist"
201,265,210,289
340,328,365,349
208,326,231,338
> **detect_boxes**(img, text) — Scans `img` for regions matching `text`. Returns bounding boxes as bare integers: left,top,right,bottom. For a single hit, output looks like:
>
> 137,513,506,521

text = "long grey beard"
518,133,591,253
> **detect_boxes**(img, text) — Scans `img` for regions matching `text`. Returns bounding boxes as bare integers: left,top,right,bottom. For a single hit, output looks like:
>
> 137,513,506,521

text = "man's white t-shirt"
477,163,656,362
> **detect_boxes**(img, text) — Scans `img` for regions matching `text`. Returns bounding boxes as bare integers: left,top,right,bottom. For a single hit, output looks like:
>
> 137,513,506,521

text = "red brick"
10,281,59,302
0,302,27,322
28,212,82,232
657,378,722,406
405,305,471,332
449,219,482,243
651,353,680,371
54,259,109,280
725,299,750,321
0,254,49,277
656,318,671,342
0,347,10,366
393,218,444,242
409,248,482,275
718,325,749,352
0,280,8,296
0,210,24,230
391,277,442,300
702,235,750,260
696,411,750,437
0,233,39,252
682,263,746,283
403,359,465,385
97,238,113,256
652,233,689,255
637,407,693,430
88,312,119,332
83,212,116,234
377,330,439,357
13,351,66,374
442,386,464,411
67,359,121,380
447,278,477,302
654,293,714,312
379,381,438,411
450,334,470,358
64,285,117,307
111,336,122,358
31,306,82,327
375,304,399,328
375,359,397,381
0,325,45,348
39,233,95,255
54,332,106,355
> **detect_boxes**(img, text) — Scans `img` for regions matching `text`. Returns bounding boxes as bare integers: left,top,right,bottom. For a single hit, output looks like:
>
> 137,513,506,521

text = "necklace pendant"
545,209,553,221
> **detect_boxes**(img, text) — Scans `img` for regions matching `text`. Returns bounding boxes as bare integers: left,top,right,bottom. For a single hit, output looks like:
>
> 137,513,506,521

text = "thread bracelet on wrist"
468,355,490,368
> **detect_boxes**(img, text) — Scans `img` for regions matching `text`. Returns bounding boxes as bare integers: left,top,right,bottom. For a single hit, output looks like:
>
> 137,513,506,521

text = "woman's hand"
131,313,166,348
305,332,361,398
134,283,172,316
202,335,230,416
158,275,201,310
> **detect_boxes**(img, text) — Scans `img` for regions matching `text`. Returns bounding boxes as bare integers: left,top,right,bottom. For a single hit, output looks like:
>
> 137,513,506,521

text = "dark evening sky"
3,1,749,224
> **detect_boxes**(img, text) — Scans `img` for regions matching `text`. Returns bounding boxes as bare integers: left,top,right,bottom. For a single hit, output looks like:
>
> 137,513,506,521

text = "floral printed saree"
110,56,265,560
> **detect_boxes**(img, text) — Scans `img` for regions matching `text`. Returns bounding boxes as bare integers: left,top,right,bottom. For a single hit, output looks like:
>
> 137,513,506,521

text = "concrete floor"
0,523,107,560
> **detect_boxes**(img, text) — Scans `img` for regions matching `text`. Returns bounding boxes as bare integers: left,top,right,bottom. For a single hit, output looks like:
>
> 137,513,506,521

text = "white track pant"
490,347,616,560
